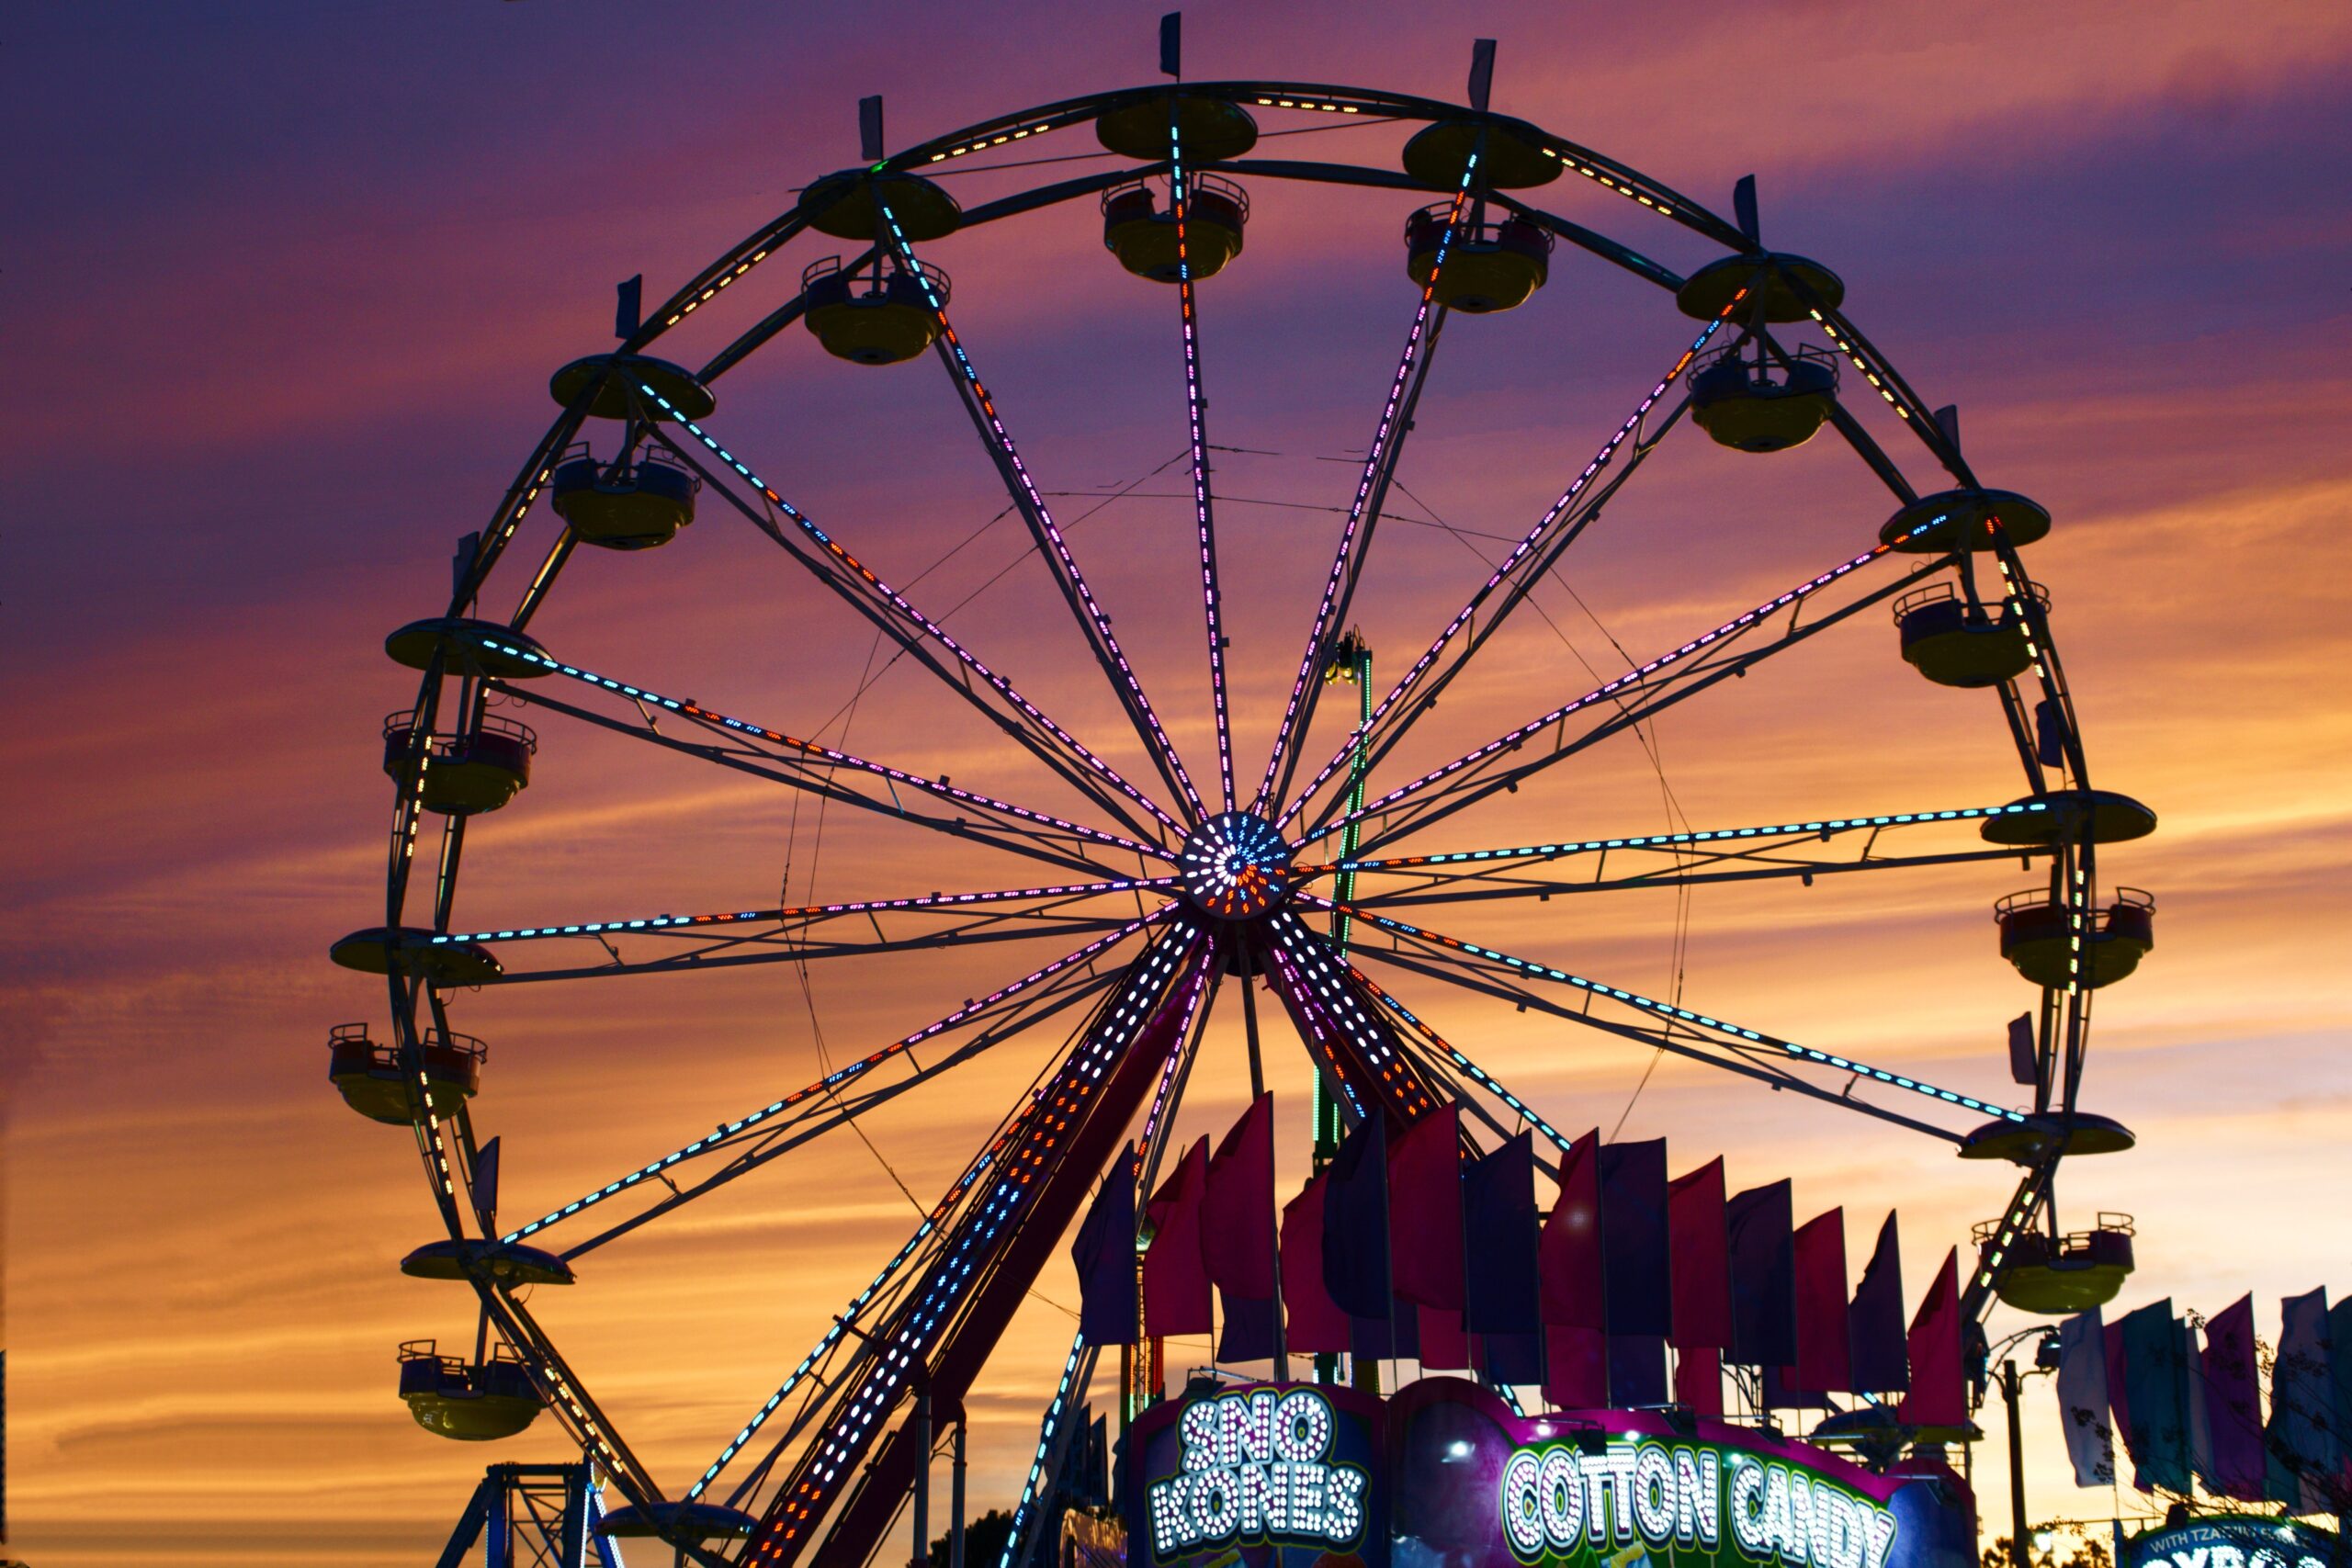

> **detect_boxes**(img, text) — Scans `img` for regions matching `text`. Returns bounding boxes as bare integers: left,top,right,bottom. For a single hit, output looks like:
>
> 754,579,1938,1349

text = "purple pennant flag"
2267,1288,2341,1511
1322,1115,1391,1321
1791,1207,1851,1393
1351,1293,1419,1361
2007,1013,2037,1086
2201,1294,2266,1501
1217,1289,1275,1363
1611,1334,1668,1406
1727,1179,1796,1367
2055,1309,2117,1486
1600,1139,1671,1337
1849,1211,1908,1393
1463,1133,1540,1337
1071,1152,1137,1346
2331,1299,2352,1495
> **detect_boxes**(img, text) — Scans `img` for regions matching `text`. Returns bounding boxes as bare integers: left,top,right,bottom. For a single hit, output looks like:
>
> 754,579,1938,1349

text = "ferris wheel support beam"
1329,898,2010,1139
743,930,1210,1568
1279,302,1750,836
640,414,1182,842
1254,165,1478,818
496,679,1166,877
1312,541,1952,855
881,200,1210,823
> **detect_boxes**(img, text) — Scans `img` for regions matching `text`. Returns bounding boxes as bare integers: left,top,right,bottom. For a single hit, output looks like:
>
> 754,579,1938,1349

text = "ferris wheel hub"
1177,811,1296,921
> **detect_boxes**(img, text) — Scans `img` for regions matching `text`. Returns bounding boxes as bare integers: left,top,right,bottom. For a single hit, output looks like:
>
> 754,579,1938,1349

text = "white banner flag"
2055,1307,2117,1486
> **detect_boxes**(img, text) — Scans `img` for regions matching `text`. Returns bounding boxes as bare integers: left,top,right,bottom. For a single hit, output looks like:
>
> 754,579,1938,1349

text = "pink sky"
6,4,2352,1564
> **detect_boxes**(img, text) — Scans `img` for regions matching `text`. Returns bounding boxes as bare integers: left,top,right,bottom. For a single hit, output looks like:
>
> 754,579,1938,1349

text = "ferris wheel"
331,37,2157,1568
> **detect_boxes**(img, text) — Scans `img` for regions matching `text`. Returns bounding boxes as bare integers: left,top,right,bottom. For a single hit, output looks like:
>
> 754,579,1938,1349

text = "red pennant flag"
1142,1138,1212,1337
1791,1207,1852,1393
1668,1156,1731,1350
1281,1170,1349,1354
1418,1303,1473,1371
1539,1129,1604,1330
1201,1094,1276,1300
1390,1103,1464,1310
1896,1247,1964,1427
1675,1345,1724,1416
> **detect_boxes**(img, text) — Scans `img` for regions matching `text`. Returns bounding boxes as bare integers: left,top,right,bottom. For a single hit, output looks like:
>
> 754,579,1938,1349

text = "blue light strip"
684,1140,1004,1504
1300,519,1941,849
635,385,1183,837
500,915,1164,1245
1349,966,1580,1158
873,199,1207,823
1316,800,2047,875
1327,898,2027,1123
996,1330,1088,1568
458,626,1172,864
1251,149,1482,817
430,877,1175,947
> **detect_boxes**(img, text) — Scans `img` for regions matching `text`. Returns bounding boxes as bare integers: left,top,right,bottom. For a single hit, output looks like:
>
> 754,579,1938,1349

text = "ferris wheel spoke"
1321,894,2020,1138
1302,532,1954,855
1257,909,1444,1127
499,913,1166,1248
876,199,1209,823
1170,132,1238,813
553,964,1126,1264
506,524,577,630
481,1290,662,1506
1300,799,2052,908
1251,167,1478,818
1275,297,1753,834
638,410,1182,843
472,634,1175,871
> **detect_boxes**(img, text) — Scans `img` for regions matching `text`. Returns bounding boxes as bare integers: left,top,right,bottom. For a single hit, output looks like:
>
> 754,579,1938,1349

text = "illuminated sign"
2121,1517,2338,1568
1147,1387,1370,1557
1498,1438,1896,1568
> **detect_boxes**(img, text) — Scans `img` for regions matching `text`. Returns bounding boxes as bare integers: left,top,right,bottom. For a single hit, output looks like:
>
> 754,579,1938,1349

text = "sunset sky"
6,4,2352,1565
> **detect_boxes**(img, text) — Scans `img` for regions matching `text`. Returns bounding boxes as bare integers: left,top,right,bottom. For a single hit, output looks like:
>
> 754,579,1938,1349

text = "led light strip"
1807,310,1915,423
637,385,1184,836
875,197,1206,822
1536,143,1679,219
1267,909,1431,1121
685,1137,1010,1503
1252,152,1482,815
1308,800,2049,875
996,1330,1091,1568
1258,938,1366,1122
1170,123,1236,812
500,914,1166,1244
1351,968,1579,1156
1250,96,1369,114
463,629,1171,864
1138,935,1220,1144
925,114,1082,164
432,877,1174,947
1340,901,2027,1122
1301,522,1939,848
752,933,1204,1559
662,249,774,328
1275,299,1749,831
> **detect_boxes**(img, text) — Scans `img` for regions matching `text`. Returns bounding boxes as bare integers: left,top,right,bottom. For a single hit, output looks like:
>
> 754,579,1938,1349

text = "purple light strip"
1265,908,1432,1122
875,201,1208,825
1298,532,1922,850
1274,303,1747,832
462,628,1173,865
500,909,1170,1245
431,876,1178,946
1248,154,1480,817
1171,131,1236,813
637,385,1182,838
1137,927,1219,1145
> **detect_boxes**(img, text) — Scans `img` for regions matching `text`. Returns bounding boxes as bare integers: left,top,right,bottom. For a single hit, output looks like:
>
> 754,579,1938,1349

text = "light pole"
1987,1326,2063,1568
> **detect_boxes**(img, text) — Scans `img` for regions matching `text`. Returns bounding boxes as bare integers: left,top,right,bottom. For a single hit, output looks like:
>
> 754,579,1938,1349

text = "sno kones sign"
2122,1518,2339,1568
1129,1379,1972,1568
